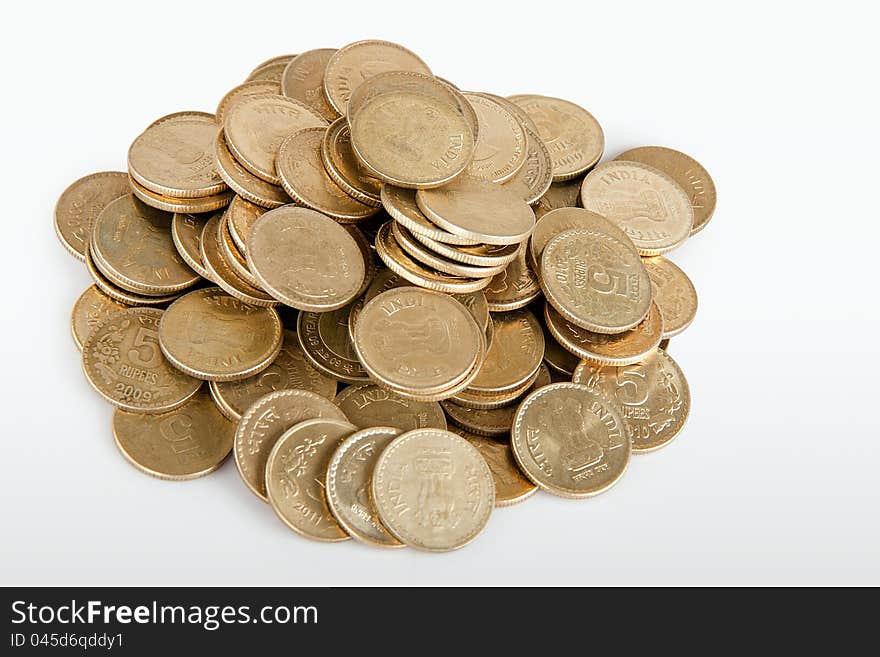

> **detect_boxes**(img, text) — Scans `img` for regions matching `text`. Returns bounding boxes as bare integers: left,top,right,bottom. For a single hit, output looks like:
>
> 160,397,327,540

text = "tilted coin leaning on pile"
56,41,715,552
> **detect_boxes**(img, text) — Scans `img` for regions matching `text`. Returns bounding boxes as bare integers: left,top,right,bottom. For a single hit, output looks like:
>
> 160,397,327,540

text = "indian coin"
406,230,519,268
466,309,544,393
322,118,383,206
463,92,526,184
511,383,630,498
452,428,538,507
246,60,290,83
616,146,716,235
573,349,690,453
484,244,541,312
381,185,478,246
471,92,538,133
452,290,490,332
325,426,405,548
158,287,283,381
235,388,348,500
372,428,494,552
391,222,507,278
297,304,371,384
217,211,262,288
112,389,235,480
448,362,544,410
146,111,217,129
280,48,338,121
84,243,180,307
508,94,604,181
171,212,211,279
216,80,281,126
265,418,357,542
343,225,377,298
528,207,630,274
580,161,694,256
642,256,698,338
129,176,233,214
246,206,366,311
335,384,447,431
82,307,201,412
534,177,583,219
505,126,554,205
213,130,289,209
250,54,297,74
542,321,581,376
54,171,130,261
70,286,129,350
225,195,266,253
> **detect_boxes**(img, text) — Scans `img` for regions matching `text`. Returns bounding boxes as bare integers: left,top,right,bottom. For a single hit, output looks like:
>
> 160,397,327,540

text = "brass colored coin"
54,171,130,261
544,301,663,367
84,244,180,307
234,388,348,500
372,428,494,552
325,426,405,548
112,389,235,480
573,349,690,453
541,226,652,334
246,206,366,311
534,177,583,219
343,225,377,299
266,418,356,542
528,206,630,275
381,185,477,246
463,92,526,184
224,94,327,184
158,287,283,381
508,94,604,182
374,346,485,403
452,290,490,332
350,91,474,189
128,115,226,199
505,126,554,205
323,39,431,116
129,176,233,214
213,130,289,209
91,195,199,296
616,146,716,235
71,286,129,351
171,212,211,279
416,176,536,246
280,48,338,121
448,362,544,411
146,111,217,130
322,118,383,206
217,211,263,288
466,309,544,393
226,195,266,253
452,428,538,507
580,161,694,256
335,384,447,431
297,305,371,384
391,222,506,278
542,322,581,376
471,92,538,134
246,60,290,83
250,54,297,74
216,80,281,126
276,127,378,221
82,307,201,412
512,382,630,498
643,256,698,338
407,230,519,268
484,244,541,312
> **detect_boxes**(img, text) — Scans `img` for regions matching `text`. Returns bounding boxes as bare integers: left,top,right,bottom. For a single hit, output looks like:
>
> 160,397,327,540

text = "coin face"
505,127,554,204
452,428,537,507
616,146,716,235
71,286,129,351
234,388,348,500
335,384,447,431
265,418,356,541
580,161,694,255
213,130,289,209
573,349,690,452
354,287,483,395
54,171,130,261
323,40,431,116
112,389,234,480
529,207,630,273
381,185,477,245
247,206,366,311
216,80,281,126
511,382,630,497
170,212,211,279
463,93,526,184
467,309,544,393
534,177,583,219
350,91,474,188
541,226,652,334
297,305,371,384
158,287,283,381
82,307,201,412
322,118,383,206
280,48,338,121
372,428,495,551
84,243,180,307
325,426,404,547
484,244,541,312
642,256,698,337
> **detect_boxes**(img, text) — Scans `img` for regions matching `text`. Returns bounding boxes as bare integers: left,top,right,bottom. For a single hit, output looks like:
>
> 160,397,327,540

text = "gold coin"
353,287,483,396
246,60,290,83
508,94,604,181
643,256,698,338
128,115,226,199
505,126,554,205
146,111,217,130
381,185,478,246
350,91,474,188
373,348,484,403
471,92,538,133
276,127,378,221
325,426,405,548
541,319,580,376
541,226,651,334
216,80,281,126
448,362,544,410
573,349,690,453
343,225,377,298
171,212,211,279
323,39,431,116
322,118,383,207
544,301,663,367
223,94,327,184
280,48,338,121
372,428,494,551
84,244,179,307
129,176,233,214
484,244,541,312
616,146,716,235
225,195,266,253
580,161,694,256
54,171,130,261
234,388,348,500
90,195,199,296
416,176,535,245
512,382,630,497
463,92,526,184
335,384,446,431
391,222,506,278
250,54,297,74
217,211,263,288
528,207,630,274
82,307,201,412
466,309,544,393
158,287,283,381
213,130,289,209
451,428,538,507
534,177,583,219
297,304,371,384
266,418,356,542
71,285,129,351
246,206,366,311
112,389,234,480
406,229,519,268
210,329,337,420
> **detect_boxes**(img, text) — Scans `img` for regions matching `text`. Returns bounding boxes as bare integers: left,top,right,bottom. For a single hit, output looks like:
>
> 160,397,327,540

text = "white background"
1,1,878,586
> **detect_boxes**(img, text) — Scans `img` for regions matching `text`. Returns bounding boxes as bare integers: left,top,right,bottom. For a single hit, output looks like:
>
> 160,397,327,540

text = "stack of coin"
58,39,715,550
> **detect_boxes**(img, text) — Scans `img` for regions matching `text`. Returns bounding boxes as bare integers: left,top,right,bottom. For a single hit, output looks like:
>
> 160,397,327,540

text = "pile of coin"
56,40,715,551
